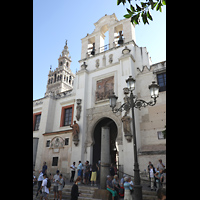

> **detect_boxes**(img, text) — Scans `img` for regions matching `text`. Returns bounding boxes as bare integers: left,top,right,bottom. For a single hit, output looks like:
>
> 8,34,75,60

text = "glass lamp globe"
109,92,118,108
148,81,160,98
126,76,136,91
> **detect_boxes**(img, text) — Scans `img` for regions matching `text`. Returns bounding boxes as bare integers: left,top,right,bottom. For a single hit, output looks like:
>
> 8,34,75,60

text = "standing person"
97,159,101,181
36,170,43,197
53,170,60,200
149,164,156,191
147,161,153,187
124,177,133,200
48,173,53,193
84,161,90,185
157,159,165,171
70,162,76,182
154,171,160,191
77,161,83,178
71,176,82,200
160,169,166,189
33,173,37,187
58,174,64,200
42,162,48,174
90,163,99,186
38,173,49,200
110,163,115,178
106,175,117,200
114,164,118,175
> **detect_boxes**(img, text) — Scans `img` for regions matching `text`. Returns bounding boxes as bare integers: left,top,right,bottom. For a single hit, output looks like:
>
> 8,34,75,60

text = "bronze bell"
91,43,95,55
118,31,124,45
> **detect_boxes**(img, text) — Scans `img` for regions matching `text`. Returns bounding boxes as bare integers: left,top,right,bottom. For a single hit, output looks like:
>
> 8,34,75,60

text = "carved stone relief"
85,103,123,149
95,76,114,102
50,136,65,153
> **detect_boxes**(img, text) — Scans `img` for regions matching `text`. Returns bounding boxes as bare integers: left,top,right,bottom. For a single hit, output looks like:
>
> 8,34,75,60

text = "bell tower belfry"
80,13,136,59
45,40,75,96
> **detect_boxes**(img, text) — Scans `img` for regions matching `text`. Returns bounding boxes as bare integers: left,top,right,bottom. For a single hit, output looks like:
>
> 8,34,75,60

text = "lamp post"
109,76,159,200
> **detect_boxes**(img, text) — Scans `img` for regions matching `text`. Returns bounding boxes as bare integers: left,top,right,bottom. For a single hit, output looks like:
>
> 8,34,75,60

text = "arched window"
69,76,72,84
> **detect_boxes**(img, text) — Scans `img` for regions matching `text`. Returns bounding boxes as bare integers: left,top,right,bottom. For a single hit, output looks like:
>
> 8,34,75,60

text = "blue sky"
33,0,166,100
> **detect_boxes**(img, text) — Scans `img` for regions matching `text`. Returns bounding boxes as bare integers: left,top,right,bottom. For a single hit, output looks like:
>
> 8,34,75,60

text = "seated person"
106,175,118,200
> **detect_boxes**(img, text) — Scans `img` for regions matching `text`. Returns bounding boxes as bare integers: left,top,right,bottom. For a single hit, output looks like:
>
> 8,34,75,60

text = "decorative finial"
50,65,52,70
65,39,67,45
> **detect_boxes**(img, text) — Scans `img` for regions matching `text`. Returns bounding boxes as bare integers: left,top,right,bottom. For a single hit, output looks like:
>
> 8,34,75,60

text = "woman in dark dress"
71,176,81,200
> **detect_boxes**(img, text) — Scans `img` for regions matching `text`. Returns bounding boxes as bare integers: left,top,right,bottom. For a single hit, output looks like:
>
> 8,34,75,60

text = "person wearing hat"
53,170,60,200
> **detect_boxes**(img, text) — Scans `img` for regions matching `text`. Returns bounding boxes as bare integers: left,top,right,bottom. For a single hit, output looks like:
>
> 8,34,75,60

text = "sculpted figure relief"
121,112,133,142
70,120,80,146
121,112,132,135
76,99,82,121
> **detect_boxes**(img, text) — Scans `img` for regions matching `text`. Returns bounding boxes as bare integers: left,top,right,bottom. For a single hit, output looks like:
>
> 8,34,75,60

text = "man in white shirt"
39,173,49,200
36,170,44,197
149,164,156,191
70,162,76,182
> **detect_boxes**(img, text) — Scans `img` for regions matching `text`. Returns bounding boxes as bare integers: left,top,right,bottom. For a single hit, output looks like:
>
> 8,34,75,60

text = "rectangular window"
157,131,165,140
34,114,41,131
46,140,50,147
65,138,69,145
60,105,74,127
157,72,166,92
64,107,72,126
52,157,58,166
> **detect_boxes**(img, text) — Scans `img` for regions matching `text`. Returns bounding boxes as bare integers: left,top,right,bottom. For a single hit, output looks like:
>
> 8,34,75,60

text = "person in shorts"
53,170,60,200
38,173,49,200
58,174,64,200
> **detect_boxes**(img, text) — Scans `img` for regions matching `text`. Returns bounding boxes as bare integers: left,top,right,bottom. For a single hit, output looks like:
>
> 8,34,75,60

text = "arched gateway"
92,117,118,165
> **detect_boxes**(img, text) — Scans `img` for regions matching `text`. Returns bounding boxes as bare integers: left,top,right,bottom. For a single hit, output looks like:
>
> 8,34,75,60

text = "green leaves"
117,0,126,5
118,0,166,25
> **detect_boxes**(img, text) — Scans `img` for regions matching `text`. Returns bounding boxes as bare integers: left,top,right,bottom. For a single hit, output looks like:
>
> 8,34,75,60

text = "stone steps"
33,183,158,200
33,184,101,200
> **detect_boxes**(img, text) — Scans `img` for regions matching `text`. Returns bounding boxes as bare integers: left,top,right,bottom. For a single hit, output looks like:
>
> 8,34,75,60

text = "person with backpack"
38,173,50,200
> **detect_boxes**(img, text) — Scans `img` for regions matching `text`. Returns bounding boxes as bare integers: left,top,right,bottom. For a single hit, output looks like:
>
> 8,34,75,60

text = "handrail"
117,169,151,183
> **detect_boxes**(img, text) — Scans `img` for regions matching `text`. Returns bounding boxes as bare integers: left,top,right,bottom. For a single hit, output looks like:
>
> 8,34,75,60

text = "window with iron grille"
65,138,69,145
46,140,50,147
34,114,41,131
64,107,72,126
52,157,58,166
157,72,166,92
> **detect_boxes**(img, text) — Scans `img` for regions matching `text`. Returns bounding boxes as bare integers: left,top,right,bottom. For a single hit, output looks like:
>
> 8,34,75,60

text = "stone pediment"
93,13,118,32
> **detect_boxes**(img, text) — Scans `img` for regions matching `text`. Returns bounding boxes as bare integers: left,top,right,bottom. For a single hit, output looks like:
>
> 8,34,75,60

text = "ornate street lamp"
109,76,159,200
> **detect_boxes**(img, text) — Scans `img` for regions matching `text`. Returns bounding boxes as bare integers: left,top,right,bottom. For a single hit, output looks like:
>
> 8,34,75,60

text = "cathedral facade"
33,14,166,179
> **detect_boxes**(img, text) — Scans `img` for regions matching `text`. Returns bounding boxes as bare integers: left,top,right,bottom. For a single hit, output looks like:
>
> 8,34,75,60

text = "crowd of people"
33,159,166,200
69,160,101,186
33,162,65,200
147,159,166,191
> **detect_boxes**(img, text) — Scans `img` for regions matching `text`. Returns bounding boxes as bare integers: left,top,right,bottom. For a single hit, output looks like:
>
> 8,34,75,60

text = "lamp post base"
133,185,143,200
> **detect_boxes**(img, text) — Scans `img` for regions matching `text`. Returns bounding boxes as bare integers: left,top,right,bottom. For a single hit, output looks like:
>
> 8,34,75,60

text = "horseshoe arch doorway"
92,117,118,165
